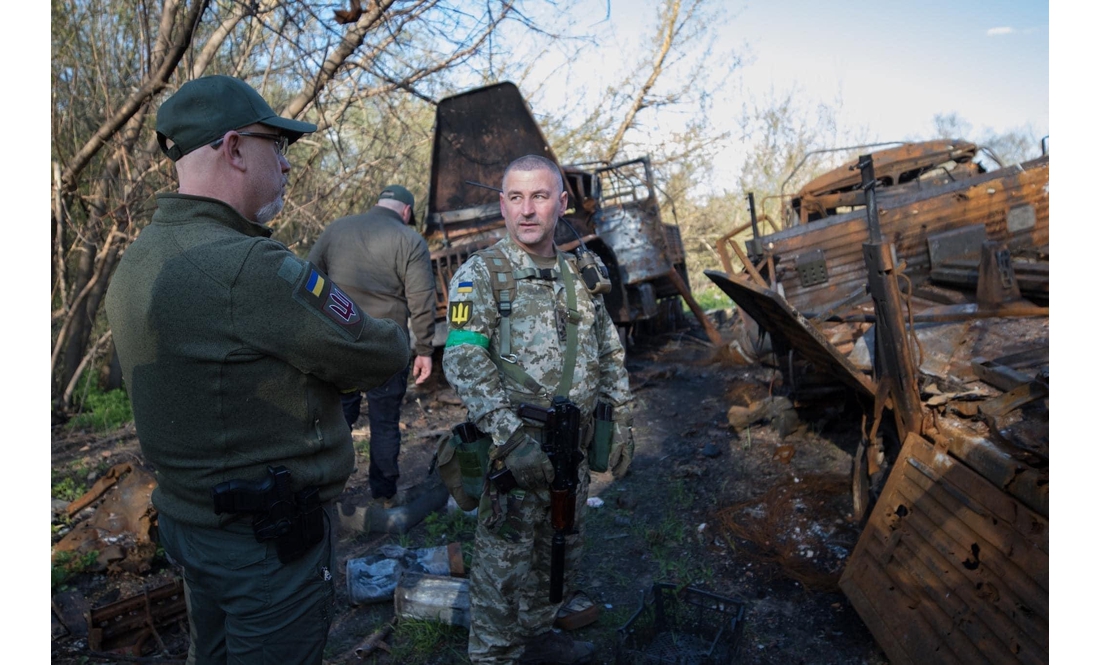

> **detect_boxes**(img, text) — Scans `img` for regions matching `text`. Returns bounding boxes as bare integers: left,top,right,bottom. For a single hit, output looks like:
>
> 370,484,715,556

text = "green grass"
683,286,733,312
51,550,99,590
51,458,113,502
67,371,132,432
387,619,468,664
669,478,690,509
355,437,371,456
590,603,638,645
52,475,86,503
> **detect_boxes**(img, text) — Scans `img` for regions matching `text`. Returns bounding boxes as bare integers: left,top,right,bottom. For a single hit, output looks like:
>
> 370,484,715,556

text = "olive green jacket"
105,194,410,527
307,206,436,357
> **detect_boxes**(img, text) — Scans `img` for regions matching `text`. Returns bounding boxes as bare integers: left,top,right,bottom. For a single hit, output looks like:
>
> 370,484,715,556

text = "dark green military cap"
156,75,317,161
379,184,417,225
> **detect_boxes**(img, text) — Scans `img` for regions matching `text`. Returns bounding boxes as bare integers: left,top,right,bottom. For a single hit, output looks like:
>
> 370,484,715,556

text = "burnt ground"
50,319,891,665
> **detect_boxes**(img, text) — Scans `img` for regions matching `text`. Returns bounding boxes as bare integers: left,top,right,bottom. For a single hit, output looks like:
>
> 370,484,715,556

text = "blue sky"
723,0,1048,138
528,0,1050,185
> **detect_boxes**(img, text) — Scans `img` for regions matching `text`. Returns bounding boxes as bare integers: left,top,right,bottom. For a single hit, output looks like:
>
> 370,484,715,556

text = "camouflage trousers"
467,463,590,664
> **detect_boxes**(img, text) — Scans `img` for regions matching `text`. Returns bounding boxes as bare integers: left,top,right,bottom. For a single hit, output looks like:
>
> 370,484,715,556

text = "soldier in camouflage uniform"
442,155,635,664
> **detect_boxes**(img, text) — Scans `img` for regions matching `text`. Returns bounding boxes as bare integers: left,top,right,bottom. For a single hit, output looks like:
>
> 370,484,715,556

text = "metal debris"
86,579,187,656
706,139,1049,663
424,82,722,346
52,463,158,575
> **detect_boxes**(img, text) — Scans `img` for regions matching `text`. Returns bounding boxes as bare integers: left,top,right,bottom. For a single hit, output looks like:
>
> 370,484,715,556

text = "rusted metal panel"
426,82,563,240
424,83,708,337
593,163,673,285
759,156,1049,313
86,579,188,655
839,432,1048,665
795,140,981,222
704,269,875,399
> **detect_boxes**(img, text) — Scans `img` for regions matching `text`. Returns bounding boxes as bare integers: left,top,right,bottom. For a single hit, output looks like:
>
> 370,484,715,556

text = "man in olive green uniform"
105,75,410,665
442,155,635,664
308,184,436,504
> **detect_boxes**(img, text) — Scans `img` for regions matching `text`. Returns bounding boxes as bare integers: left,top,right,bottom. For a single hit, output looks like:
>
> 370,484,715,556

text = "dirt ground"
50,318,891,665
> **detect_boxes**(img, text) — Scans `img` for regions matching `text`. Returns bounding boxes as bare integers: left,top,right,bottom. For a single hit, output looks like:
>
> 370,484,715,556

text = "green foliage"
355,438,371,456
388,619,468,664
51,550,99,590
684,287,733,312
52,476,86,503
68,371,132,432
52,458,113,502
423,510,476,545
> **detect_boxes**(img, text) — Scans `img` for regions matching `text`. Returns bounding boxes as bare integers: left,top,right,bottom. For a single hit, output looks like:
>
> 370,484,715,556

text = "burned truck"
706,141,1049,664
423,82,718,347
714,139,1048,316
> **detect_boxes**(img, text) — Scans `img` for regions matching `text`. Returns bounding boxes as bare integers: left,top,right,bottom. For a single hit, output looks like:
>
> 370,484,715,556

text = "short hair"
502,154,564,195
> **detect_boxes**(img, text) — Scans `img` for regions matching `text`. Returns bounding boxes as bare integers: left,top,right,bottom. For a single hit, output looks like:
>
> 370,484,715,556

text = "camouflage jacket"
441,235,633,449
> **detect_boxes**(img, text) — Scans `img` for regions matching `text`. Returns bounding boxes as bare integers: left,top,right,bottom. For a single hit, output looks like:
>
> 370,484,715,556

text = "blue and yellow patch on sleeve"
457,281,473,294
291,262,363,341
449,301,472,328
306,270,326,297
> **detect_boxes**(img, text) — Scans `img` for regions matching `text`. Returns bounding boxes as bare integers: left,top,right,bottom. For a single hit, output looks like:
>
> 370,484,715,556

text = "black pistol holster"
211,466,324,564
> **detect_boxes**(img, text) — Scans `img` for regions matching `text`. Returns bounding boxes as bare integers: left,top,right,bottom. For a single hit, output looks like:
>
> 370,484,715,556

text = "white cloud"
987,26,1015,36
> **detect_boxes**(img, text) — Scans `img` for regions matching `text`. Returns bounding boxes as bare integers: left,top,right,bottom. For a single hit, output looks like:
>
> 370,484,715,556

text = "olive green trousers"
157,505,337,665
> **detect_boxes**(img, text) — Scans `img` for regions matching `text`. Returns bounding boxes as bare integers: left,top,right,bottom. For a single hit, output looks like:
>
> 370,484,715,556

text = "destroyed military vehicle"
422,82,719,346
706,139,1049,664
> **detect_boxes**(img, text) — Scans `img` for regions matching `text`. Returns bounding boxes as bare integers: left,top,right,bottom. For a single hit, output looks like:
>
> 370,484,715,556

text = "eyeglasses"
210,131,289,156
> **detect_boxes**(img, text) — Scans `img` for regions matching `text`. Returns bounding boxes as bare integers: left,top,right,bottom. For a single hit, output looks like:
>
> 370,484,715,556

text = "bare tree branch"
59,0,210,193
603,0,681,163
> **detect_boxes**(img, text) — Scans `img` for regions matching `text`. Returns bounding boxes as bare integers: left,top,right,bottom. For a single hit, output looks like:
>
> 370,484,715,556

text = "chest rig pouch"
438,248,614,510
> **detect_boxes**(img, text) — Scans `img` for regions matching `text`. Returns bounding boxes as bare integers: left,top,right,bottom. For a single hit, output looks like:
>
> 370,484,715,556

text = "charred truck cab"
424,82,696,346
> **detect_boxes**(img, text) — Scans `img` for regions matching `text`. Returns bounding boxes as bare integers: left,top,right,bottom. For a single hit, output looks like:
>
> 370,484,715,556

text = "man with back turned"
308,184,437,507
105,75,409,664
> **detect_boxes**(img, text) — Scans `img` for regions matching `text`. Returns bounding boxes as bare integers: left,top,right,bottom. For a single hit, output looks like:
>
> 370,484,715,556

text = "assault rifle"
516,396,582,603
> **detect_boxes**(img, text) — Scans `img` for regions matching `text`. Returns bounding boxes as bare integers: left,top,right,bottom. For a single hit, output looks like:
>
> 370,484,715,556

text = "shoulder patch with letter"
292,264,364,340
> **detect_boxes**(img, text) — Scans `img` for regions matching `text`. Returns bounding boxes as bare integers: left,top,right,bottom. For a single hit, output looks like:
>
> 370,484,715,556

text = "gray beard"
254,195,284,225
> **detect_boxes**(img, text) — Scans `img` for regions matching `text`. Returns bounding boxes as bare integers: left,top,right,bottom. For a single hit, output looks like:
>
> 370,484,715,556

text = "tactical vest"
476,246,587,400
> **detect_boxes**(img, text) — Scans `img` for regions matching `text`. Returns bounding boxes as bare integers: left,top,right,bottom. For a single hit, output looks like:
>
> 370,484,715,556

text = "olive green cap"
379,184,416,225
156,75,317,161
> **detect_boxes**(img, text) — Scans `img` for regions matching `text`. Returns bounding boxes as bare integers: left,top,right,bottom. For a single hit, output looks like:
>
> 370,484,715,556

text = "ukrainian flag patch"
457,281,473,294
307,270,325,297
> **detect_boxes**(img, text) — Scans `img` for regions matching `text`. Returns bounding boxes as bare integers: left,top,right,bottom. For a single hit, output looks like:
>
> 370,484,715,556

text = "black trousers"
341,364,410,499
